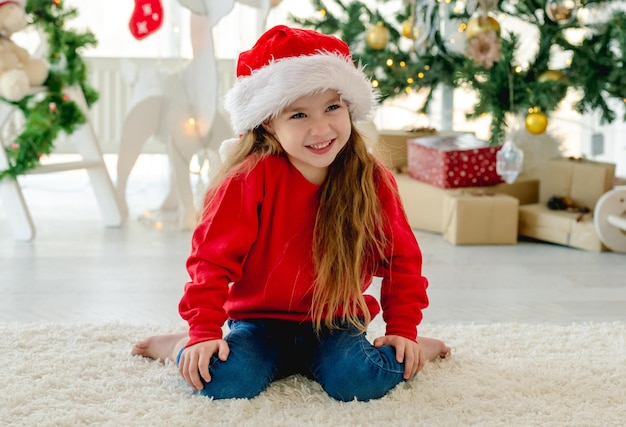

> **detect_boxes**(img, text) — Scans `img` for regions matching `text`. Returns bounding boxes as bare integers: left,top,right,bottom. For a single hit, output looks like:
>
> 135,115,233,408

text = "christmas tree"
292,0,625,146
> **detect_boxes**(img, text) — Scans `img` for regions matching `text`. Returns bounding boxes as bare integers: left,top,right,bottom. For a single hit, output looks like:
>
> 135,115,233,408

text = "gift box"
442,192,519,245
407,134,503,188
376,129,462,171
518,204,606,252
395,173,447,233
540,157,616,209
394,173,538,233
517,157,616,252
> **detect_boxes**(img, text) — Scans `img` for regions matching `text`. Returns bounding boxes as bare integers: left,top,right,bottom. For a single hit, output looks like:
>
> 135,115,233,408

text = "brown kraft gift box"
442,192,519,245
518,205,605,252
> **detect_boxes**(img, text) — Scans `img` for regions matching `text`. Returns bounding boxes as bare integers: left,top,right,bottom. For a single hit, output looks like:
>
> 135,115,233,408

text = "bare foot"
131,332,188,362
418,336,452,361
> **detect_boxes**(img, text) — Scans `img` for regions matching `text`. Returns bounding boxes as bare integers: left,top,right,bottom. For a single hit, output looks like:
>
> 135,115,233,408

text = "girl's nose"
309,115,331,136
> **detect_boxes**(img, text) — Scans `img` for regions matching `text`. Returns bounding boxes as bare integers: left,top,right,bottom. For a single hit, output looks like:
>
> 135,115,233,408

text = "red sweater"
179,154,429,347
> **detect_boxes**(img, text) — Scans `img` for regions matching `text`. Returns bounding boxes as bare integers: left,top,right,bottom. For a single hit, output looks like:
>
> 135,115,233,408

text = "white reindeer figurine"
116,0,272,230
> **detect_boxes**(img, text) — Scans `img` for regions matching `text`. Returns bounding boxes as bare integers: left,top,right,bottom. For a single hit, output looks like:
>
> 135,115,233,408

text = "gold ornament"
545,0,577,24
537,69,566,83
466,15,501,39
525,108,548,135
366,22,390,50
402,19,416,40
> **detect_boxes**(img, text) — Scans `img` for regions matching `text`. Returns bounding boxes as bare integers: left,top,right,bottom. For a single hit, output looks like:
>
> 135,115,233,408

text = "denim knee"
177,320,279,399
310,329,405,402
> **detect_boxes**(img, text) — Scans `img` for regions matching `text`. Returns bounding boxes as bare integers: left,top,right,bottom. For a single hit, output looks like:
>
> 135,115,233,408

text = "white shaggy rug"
1,321,625,427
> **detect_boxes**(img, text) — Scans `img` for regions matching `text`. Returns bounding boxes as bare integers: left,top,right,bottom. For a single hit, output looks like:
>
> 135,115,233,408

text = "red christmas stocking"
129,0,164,40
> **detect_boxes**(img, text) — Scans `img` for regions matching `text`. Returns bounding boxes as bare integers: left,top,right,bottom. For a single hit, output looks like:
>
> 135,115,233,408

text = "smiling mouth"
308,140,333,150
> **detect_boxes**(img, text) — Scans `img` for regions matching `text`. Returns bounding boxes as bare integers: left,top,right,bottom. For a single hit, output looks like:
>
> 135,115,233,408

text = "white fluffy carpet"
1,321,625,427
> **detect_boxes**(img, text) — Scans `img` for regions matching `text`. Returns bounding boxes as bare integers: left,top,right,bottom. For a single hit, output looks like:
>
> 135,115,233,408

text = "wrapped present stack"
377,130,538,246
377,129,619,252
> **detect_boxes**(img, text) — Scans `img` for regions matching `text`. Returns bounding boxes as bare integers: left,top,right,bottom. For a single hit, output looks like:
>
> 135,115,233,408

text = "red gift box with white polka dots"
407,134,503,188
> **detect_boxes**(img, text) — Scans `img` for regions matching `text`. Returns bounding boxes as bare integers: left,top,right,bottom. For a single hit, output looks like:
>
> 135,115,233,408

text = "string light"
371,80,379,88
386,58,394,67
417,72,424,79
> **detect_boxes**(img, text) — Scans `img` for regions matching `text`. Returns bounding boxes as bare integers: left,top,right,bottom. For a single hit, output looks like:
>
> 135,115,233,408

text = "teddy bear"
0,0,48,101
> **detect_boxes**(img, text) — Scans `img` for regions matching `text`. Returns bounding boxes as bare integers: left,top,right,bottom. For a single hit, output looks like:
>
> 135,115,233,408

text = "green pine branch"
0,0,99,181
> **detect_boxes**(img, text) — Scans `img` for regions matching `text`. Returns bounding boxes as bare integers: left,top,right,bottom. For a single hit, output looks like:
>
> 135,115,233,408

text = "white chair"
0,86,123,241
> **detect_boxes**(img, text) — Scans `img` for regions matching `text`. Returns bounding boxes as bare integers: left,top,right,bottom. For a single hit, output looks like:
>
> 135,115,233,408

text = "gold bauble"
525,109,548,135
466,15,501,39
537,69,566,83
402,19,416,40
366,22,390,50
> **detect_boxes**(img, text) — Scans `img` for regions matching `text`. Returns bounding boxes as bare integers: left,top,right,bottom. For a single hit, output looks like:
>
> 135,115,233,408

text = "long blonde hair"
205,125,392,334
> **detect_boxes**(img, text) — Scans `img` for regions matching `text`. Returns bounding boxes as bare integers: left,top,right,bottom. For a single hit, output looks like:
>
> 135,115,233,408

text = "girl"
132,25,450,402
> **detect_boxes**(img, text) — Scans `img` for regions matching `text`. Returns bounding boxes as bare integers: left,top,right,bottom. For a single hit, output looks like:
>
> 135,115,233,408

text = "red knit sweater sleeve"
375,168,429,341
179,159,264,347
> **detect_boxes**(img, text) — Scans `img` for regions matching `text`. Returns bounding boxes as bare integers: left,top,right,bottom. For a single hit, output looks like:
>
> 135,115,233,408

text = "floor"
1,155,625,326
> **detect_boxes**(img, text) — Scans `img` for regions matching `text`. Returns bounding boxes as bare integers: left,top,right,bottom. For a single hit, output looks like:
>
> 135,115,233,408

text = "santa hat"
224,25,376,135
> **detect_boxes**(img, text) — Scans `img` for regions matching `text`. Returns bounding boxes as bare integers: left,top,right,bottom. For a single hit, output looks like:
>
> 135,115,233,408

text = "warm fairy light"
320,8,326,17
386,58,394,66
154,221,164,231
400,61,406,67
188,118,195,126
417,72,424,78
424,65,430,70
407,77,414,84
459,23,467,31
514,65,523,73
405,87,411,93
371,80,379,88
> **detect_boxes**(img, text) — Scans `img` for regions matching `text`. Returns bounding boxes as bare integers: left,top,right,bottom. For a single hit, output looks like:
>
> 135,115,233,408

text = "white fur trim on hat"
224,52,376,135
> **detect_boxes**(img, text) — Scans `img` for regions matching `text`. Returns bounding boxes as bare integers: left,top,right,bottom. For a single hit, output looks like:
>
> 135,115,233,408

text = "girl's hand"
178,339,230,390
373,335,423,380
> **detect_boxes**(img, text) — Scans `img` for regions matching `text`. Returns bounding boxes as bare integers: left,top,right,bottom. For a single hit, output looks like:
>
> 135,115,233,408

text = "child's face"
263,89,351,185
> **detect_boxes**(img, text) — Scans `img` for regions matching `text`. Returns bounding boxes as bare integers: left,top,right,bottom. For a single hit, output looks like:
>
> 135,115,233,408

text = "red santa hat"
224,25,376,135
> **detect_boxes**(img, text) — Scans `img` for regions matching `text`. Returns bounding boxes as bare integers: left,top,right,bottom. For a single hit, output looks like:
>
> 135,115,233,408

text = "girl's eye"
290,112,306,119
326,104,340,112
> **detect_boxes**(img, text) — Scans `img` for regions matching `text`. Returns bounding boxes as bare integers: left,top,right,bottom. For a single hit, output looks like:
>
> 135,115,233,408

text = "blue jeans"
176,319,407,401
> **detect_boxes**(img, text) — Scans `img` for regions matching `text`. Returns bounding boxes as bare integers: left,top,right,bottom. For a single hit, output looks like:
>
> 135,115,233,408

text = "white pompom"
218,137,241,162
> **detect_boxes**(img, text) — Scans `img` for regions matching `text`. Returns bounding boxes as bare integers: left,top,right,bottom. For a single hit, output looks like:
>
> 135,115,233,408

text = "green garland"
0,0,98,180
293,0,626,146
